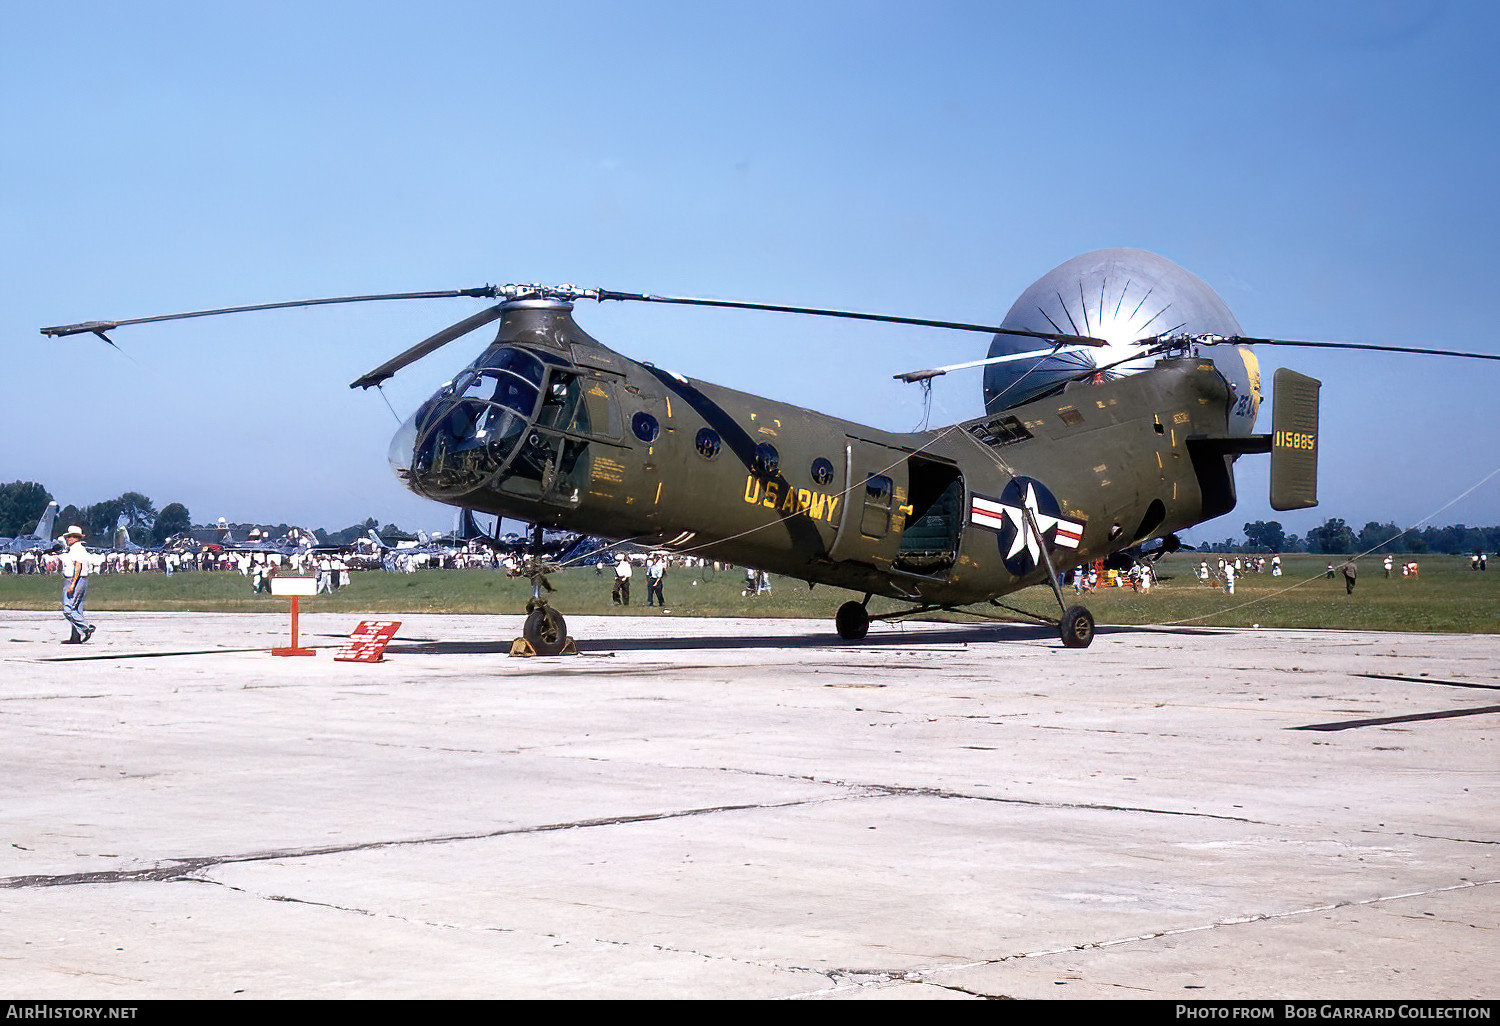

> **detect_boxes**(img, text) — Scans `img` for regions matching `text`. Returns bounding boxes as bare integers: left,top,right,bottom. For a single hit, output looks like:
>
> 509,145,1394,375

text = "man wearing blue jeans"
60,525,95,644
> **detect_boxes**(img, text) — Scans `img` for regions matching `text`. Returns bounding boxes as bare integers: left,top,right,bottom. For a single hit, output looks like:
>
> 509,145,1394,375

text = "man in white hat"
60,525,95,644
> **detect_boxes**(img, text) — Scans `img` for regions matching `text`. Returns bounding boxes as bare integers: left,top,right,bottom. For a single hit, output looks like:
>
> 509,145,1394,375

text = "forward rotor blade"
40,287,502,340
595,289,1108,347
349,304,505,389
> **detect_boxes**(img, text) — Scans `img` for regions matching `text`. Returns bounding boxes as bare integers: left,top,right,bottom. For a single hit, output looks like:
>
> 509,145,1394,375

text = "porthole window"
695,428,721,460
631,411,660,443
753,442,780,477
811,457,834,487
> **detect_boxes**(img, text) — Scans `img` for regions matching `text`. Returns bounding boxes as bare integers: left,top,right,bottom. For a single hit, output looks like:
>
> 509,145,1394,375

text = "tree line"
0,482,410,547
1208,518,1500,555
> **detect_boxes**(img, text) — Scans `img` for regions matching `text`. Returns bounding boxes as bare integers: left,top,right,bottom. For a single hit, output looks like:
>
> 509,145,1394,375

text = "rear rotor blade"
1227,336,1500,362
349,304,505,389
894,345,1094,383
1141,333,1500,363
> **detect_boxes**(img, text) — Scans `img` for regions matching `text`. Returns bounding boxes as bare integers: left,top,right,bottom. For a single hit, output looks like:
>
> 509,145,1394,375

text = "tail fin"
1269,368,1321,512
456,507,487,541
366,528,388,550
33,501,59,541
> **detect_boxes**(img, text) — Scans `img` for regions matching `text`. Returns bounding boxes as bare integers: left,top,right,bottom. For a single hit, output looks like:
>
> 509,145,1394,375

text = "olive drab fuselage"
391,299,1244,606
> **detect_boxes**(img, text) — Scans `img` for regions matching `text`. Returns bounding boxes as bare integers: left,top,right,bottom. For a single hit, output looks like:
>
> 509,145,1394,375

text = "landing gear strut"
1024,507,1095,649
510,523,575,656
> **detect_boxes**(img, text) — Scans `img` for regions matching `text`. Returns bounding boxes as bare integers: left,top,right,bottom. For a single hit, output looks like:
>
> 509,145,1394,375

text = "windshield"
389,347,545,500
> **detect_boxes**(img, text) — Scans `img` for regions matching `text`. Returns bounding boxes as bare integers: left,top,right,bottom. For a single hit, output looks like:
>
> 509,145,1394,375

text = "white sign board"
270,576,318,597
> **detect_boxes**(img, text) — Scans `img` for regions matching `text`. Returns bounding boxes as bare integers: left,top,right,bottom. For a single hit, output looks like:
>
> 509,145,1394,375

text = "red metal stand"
272,595,316,657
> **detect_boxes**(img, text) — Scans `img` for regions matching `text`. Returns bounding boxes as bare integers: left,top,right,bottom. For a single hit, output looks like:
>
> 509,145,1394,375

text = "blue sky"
4,0,1497,541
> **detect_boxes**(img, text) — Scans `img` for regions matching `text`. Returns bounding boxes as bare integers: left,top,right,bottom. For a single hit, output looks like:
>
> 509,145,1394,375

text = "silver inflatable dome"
983,248,1247,418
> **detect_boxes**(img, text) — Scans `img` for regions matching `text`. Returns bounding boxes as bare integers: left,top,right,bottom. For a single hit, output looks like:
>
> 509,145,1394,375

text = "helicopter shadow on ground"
379,621,1225,657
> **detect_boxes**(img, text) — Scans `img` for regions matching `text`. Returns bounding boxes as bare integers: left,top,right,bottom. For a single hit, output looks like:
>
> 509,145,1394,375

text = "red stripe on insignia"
971,507,1006,530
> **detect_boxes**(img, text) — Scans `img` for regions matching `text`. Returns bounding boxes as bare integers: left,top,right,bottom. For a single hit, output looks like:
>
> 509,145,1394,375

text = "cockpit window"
450,348,545,419
395,346,546,500
460,370,538,418
480,346,546,386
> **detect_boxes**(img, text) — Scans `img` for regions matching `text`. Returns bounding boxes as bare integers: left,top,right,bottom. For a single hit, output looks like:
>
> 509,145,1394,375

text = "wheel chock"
508,637,579,657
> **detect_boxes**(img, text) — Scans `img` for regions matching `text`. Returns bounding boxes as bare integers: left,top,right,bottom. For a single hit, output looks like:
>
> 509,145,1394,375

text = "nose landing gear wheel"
523,606,568,655
1060,605,1094,648
835,600,870,640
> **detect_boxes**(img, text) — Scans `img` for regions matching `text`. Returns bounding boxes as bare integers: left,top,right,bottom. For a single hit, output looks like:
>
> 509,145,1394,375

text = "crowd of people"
1070,561,1155,593
1,546,352,582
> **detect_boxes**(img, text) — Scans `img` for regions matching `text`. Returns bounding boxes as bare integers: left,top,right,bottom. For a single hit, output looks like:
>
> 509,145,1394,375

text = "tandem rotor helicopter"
42,249,1500,653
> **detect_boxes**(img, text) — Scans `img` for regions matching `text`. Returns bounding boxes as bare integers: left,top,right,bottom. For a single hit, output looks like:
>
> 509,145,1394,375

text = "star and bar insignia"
970,478,1084,570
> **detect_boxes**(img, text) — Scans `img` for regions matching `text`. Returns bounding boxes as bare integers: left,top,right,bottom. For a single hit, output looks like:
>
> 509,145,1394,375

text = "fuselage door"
827,440,908,568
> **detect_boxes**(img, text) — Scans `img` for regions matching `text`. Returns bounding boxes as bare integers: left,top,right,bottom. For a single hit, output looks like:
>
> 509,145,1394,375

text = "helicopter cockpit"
389,344,578,502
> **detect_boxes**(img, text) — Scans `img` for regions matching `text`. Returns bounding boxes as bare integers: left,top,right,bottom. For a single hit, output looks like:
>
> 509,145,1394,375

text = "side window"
861,474,895,538
696,428,722,460
581,379,623,439
632,411,660,443
537,371,584,433
753,442,779,477
811,457,834,487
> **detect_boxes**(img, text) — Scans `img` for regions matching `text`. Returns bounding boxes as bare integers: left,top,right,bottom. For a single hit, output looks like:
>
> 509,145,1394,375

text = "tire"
523,607,568,655
835,600,870,641
1060,605,1095,648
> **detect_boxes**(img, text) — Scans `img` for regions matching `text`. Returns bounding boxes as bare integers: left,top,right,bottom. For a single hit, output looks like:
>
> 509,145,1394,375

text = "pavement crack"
1413,832,1500,845
926,982,1013,999
650,764,1266,824
782,878,1500,999
864,782,1266,823
200,877,521,936
0,797,830,890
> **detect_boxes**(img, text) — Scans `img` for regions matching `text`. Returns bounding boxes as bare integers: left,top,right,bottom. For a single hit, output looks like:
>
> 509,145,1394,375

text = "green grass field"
3,553,1497,633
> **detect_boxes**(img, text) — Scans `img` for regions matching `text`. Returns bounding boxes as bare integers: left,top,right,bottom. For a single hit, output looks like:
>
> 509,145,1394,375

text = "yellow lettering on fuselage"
743,476,842,524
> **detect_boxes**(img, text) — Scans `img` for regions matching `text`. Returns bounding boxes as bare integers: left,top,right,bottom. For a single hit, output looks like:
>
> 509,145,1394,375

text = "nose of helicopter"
388,347,545,501
387,404,423,489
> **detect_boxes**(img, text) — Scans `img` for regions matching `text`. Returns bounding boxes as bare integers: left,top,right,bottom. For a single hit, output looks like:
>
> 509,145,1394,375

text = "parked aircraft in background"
0,501,60,555
110,514,148,553
218,522,324,556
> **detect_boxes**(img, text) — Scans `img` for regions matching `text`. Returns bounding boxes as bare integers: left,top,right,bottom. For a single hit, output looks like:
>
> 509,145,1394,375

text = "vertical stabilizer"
33,501,59,541
1270,368,1320,511
456,507,485,541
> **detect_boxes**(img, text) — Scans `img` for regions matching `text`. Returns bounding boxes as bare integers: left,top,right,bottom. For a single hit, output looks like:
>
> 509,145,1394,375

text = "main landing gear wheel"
835,600,870,640
1060,605,1095,648
523,606,568,655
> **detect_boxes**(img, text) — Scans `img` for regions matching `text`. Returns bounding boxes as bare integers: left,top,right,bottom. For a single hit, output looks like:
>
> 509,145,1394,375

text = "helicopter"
41,250,1500,654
